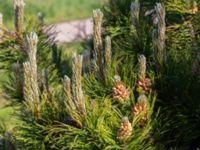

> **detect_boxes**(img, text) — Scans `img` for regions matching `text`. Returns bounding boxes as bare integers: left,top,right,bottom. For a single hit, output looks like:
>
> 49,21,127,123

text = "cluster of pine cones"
112,74,151,141
132,76,151,128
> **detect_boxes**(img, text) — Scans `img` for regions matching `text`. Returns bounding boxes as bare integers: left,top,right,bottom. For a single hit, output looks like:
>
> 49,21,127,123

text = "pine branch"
105,36,112,73
156,3,166,63
14,0,25,37
131,0,140,36
93,9,105,81
63,75,74,111
26,32,40,104
72,55,86,125
138,55,146,80
63,75,83,127
23,62,33,103
0,13,3,39
137,54,152,94
153,3,166,69
23,32,40,118
23,62,40,118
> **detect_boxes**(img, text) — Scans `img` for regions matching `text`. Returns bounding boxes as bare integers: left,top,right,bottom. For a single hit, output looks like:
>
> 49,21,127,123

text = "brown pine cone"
131,102,148,127
191,1,198,14
137,78,152,94
117,117,132,141
112,82,130,103
192,7,198,14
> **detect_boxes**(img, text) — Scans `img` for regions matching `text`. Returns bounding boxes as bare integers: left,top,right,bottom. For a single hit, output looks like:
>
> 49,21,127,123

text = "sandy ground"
45,18,93,43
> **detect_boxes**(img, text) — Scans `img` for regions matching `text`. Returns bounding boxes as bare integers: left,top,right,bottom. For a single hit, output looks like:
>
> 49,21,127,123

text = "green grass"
0,0,103,28
59,42,85,54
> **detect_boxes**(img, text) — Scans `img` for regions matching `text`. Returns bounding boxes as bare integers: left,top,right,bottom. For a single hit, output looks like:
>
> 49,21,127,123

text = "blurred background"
0,0,104,28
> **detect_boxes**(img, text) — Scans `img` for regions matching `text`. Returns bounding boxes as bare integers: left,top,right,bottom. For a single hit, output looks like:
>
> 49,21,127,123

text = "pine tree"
1,0,200,149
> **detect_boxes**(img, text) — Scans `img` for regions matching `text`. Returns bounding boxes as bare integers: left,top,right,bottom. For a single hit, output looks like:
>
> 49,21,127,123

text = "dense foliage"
0,0,199,149
103,0,200,149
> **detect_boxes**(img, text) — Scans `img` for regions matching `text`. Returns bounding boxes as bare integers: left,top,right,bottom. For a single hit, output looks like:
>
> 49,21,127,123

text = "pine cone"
137,78,152,94
131,101,148,127
192,6,198,14
191,1,198,14
112,81,130,103
117,117,132,141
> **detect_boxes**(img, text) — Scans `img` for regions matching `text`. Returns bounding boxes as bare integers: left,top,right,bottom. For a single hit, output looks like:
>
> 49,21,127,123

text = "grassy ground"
0,0,103,28
59,42,85,55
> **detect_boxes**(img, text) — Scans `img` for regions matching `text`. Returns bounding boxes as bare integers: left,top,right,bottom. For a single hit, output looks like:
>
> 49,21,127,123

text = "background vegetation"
0,0,103,28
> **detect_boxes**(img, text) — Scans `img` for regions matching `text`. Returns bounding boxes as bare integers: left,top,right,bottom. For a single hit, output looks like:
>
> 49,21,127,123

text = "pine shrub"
0,0,200,149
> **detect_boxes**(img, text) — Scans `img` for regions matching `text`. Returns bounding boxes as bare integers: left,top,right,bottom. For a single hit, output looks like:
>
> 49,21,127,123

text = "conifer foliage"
0,0,199,149
103,0,200,149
